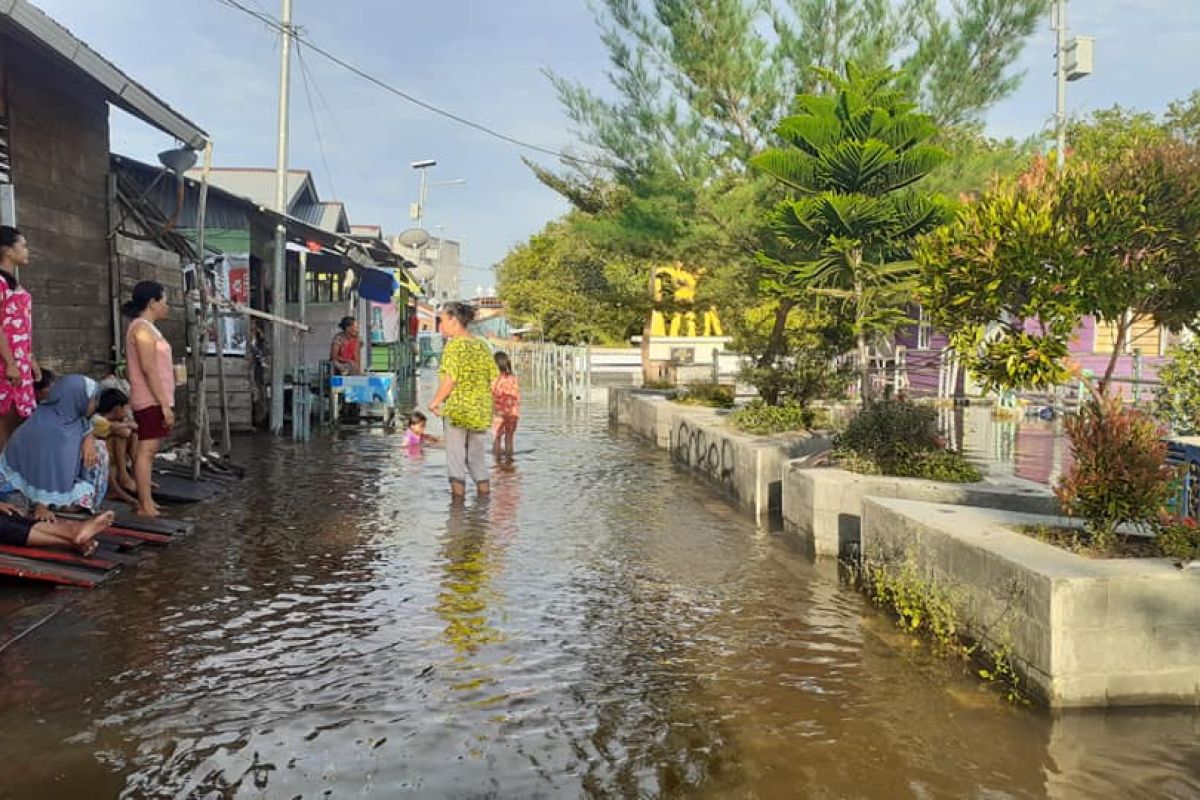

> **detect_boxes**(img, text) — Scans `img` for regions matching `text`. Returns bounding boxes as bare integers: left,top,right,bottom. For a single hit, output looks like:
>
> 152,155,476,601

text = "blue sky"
32,0,1200,291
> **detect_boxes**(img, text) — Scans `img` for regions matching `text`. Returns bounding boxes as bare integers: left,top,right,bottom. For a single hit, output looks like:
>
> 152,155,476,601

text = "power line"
295,44,338,200
213,0,605,168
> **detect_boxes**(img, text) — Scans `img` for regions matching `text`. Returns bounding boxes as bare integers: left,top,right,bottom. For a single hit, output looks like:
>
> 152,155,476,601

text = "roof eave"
0,0,208,149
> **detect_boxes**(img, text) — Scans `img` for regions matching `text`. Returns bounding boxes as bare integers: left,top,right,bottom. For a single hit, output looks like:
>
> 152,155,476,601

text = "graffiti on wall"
672,417,738,495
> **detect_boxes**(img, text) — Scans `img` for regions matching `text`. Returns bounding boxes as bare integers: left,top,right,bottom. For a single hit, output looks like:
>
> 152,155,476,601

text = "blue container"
1166,437,1200,519
330,374,395,406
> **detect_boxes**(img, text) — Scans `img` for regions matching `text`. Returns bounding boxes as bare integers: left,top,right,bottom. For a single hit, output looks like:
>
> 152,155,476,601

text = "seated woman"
0,500,113,557
330,316,363,376
0,375,111,522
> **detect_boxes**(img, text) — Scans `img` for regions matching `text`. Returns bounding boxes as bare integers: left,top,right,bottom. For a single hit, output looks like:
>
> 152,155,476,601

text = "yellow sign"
650,264,723,338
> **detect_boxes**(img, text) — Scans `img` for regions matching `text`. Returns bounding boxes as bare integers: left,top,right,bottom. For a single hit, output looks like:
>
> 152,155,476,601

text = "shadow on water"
0,381,1195,798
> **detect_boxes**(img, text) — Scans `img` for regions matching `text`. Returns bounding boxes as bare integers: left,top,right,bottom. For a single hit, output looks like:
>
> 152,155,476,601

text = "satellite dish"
396,228,430,248
411,263,436,282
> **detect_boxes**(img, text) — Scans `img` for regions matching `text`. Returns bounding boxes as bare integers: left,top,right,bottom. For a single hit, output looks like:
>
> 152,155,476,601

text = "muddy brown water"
0,393,1197,799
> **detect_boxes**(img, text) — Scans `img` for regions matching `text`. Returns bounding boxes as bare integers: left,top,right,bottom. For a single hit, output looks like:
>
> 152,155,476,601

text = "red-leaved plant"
1055,394,1180,551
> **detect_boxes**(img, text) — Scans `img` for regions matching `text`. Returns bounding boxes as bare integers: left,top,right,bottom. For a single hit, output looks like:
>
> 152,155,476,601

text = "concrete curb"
861,497,1200,708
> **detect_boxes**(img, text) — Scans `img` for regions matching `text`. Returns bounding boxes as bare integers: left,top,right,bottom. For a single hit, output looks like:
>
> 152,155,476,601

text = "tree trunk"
755,299,795,370
854,266,870,405
1099,317,1131,397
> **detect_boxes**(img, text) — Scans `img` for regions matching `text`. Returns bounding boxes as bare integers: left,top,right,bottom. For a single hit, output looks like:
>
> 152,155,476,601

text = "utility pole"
1053,0,1067,171
270,0,294,434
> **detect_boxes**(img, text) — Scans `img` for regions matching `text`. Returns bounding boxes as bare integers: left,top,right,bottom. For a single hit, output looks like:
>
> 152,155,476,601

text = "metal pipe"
1054,0,1067,171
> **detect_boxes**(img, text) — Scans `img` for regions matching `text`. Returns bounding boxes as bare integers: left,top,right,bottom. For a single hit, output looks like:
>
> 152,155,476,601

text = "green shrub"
836,398,940,469
673,381,734,409
1155,339,1200,435
836,448,982,483
1155,511,1200,561
729,401,814,434
833,398,980,482
908,450,983,482
1055,395,1180,551
641,379,676,390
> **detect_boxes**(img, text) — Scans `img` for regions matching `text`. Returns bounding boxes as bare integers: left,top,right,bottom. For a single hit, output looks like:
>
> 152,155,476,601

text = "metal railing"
502,341,591,401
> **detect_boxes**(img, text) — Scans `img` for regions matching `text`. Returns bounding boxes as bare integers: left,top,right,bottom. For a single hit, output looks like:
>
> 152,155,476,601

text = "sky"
30,0,1200,293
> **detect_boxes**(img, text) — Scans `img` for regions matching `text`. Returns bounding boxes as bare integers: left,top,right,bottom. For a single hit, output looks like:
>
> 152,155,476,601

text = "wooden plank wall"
200,355,254,432
6,39,112,375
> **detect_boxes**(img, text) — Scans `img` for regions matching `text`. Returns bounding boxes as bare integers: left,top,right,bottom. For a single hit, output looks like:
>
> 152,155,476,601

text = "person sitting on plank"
92,388,140,508
0,501,113,557
0,375,109,522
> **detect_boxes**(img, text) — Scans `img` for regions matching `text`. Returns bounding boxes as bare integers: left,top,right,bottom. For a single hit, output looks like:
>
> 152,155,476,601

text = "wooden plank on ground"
105,526,172,545
96,532,144,551
0,544,118,571
151,473,220,504
97,505,192,536
0,553,104,588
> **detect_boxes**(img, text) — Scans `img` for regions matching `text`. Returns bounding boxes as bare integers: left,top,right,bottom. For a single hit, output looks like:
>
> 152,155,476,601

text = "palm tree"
752,64,952,402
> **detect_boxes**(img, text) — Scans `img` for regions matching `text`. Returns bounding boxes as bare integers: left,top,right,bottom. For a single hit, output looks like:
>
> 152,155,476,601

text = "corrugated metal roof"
185,168,318,215
0,0,207,148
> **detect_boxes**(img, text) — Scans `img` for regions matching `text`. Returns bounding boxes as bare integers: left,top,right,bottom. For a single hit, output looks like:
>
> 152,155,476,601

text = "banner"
371,299,400,343
206,254,250,356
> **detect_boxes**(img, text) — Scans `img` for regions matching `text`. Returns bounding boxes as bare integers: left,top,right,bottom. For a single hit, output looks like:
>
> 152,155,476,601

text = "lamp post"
1052,0,1094,171
270,0,294,435
410,159,436,226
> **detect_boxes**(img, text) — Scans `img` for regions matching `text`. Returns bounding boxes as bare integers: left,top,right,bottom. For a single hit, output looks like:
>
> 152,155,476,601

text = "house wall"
5,38,112,374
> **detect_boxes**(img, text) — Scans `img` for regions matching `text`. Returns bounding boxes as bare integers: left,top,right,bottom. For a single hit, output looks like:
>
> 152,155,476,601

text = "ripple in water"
0,391,1196,798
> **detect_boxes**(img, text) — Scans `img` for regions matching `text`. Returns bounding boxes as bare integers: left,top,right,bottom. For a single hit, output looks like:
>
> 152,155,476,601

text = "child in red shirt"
490,352,520,459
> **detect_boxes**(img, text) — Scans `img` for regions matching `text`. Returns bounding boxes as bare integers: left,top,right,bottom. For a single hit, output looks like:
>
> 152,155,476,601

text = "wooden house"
0,0,207,379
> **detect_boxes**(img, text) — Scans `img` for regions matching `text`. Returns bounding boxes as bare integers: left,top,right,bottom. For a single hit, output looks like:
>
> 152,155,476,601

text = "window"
305,271,347,304
1094,315,1162,355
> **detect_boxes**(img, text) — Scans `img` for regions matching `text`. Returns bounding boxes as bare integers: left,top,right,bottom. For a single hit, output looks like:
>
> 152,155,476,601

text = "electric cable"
295,43,338,200
214,0,605,168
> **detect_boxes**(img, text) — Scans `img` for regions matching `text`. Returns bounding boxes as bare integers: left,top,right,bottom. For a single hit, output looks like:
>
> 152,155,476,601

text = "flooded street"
0,389,1198,799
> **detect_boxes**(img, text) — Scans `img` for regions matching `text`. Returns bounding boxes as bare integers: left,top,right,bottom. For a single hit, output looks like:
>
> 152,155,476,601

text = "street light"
1052,0,1094,171
410,159,436,225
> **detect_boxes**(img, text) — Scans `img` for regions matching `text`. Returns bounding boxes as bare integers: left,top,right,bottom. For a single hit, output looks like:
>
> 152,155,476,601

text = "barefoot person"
0,375,110,522
429,302,498,499
0,226,42,450
92,388,140,507
0,501,113,557
490,351,520,460
124,281,175,518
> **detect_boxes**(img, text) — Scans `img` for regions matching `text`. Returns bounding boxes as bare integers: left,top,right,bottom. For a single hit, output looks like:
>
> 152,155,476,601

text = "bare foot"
135,504,160,519
119,478,137,493
75,511,115,553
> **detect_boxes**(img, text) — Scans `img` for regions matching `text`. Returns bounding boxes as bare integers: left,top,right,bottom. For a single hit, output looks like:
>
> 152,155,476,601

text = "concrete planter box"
665,404,829,520
784,467,1061,558
609,387,677,447
861,498,1200,708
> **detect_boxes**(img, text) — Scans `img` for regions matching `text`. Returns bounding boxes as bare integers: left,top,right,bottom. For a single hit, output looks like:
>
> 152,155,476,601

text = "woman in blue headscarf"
0,374,111,520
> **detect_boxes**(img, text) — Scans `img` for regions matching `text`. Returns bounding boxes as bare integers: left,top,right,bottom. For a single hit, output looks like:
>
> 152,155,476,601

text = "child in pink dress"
404,411,439,451
490,352,520,459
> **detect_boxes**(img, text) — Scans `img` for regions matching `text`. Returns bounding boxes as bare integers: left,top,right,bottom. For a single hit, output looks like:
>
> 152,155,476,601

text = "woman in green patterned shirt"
429,302,498,498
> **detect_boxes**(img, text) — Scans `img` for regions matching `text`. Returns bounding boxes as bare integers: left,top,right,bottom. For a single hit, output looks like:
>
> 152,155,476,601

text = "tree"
496,216,645,345
530,0,1050,379
752,64,954,401
917,140,1200,397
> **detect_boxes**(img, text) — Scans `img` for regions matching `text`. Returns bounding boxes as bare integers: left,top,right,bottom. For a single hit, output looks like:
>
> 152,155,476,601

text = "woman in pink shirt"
0,226,42,450
123,281,174,518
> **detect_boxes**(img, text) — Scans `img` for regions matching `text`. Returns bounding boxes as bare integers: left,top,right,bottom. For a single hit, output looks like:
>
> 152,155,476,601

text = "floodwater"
0,389,1198,799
